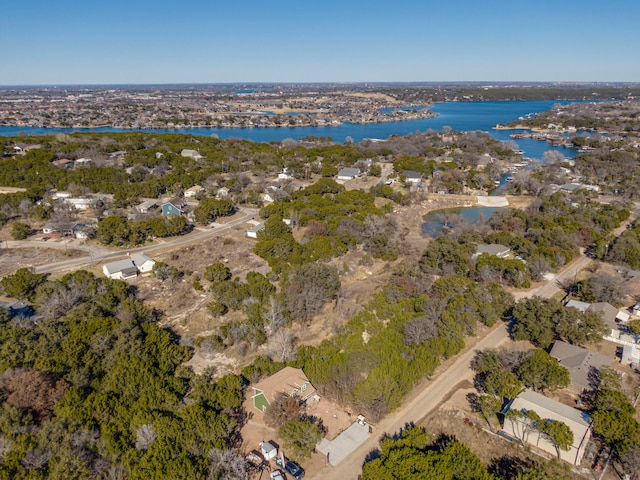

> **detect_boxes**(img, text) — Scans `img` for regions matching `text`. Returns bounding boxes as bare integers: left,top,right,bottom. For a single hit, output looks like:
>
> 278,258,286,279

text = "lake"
0,100,577,161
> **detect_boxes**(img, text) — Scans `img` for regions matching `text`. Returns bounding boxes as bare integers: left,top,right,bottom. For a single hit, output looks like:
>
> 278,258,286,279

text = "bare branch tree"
135,424,157,451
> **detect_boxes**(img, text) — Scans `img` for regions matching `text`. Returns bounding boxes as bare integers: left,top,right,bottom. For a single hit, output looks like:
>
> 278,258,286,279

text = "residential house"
247,222,265,239
565,300,627,341
161,198,186,216
181,149,203,160
184,185,205,198
502,390,592,465
588,302,622,338
136,200,158,213
216,187,230,199
278,168,293,180
564,300,590,313
336,167,360,181
102,259,139,280
621,344,640,368
131,253,156,274
63,197,96,210
549,340,612,393
0,301,34,320
402,170,422,184
74,158,92,167
250,367,316,413
474,244,511,259
102,254,156,279
52,158,73,168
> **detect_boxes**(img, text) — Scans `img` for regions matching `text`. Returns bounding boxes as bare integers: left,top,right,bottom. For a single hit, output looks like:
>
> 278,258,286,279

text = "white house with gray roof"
102,254,156,279
502,390,592,465
336,168,360,181
131,253,156,273
102,259,138,280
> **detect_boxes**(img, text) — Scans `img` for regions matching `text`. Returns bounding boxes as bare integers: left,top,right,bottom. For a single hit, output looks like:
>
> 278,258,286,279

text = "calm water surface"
0,100,577,161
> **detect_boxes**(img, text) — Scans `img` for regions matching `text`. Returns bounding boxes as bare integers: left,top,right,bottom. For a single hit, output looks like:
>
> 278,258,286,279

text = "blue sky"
1,0,638,85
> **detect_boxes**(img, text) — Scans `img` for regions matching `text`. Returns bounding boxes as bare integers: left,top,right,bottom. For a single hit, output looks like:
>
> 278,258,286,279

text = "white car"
270,470,286,480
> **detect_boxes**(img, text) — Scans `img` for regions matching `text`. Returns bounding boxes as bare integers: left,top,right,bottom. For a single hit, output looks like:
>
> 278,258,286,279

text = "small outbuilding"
259,441,278,461
247,222,265,239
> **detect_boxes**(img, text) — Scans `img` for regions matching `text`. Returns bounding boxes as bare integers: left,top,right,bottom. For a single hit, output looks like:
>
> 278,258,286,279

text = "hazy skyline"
2,0,639,86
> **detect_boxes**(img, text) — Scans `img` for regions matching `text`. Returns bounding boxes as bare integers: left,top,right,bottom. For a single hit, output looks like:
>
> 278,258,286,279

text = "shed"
260,441,277,461
247,222,265,239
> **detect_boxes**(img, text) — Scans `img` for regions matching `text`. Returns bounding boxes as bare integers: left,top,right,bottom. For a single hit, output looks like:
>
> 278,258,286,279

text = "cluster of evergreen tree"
0,270,244,479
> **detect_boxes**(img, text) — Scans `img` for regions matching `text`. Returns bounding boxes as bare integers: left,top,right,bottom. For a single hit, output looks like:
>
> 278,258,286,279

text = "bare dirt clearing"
0,244,85,277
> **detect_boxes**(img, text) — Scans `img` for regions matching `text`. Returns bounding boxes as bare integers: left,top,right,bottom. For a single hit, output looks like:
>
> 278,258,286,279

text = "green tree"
484,369,521,400
278,417,324,460
540,419,574,459
0,267,48,301
204,263,232,283
477,394,503,432
628,319,640,336
97,215,131,246
194,198,233,224
517,349,570,392
10,221,31,240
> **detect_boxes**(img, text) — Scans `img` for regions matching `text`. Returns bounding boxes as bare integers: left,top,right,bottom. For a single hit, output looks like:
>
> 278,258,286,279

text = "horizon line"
2,81,640,89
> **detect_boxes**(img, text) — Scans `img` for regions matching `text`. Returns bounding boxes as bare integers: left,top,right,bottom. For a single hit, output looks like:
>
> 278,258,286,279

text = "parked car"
284,461,305,479
270,470,286,480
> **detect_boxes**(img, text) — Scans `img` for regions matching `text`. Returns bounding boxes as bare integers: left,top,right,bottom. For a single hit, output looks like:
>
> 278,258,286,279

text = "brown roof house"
549,340,612,393
250,367,316,413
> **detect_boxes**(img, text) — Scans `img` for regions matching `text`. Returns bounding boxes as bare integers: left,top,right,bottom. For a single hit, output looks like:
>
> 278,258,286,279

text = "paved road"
10,208,258,274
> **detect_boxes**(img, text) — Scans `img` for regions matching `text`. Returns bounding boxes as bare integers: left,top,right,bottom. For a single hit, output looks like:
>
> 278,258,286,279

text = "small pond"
422,206,501,237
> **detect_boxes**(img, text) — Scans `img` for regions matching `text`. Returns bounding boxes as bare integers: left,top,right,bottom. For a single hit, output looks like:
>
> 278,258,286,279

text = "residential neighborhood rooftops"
549,340,612,391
